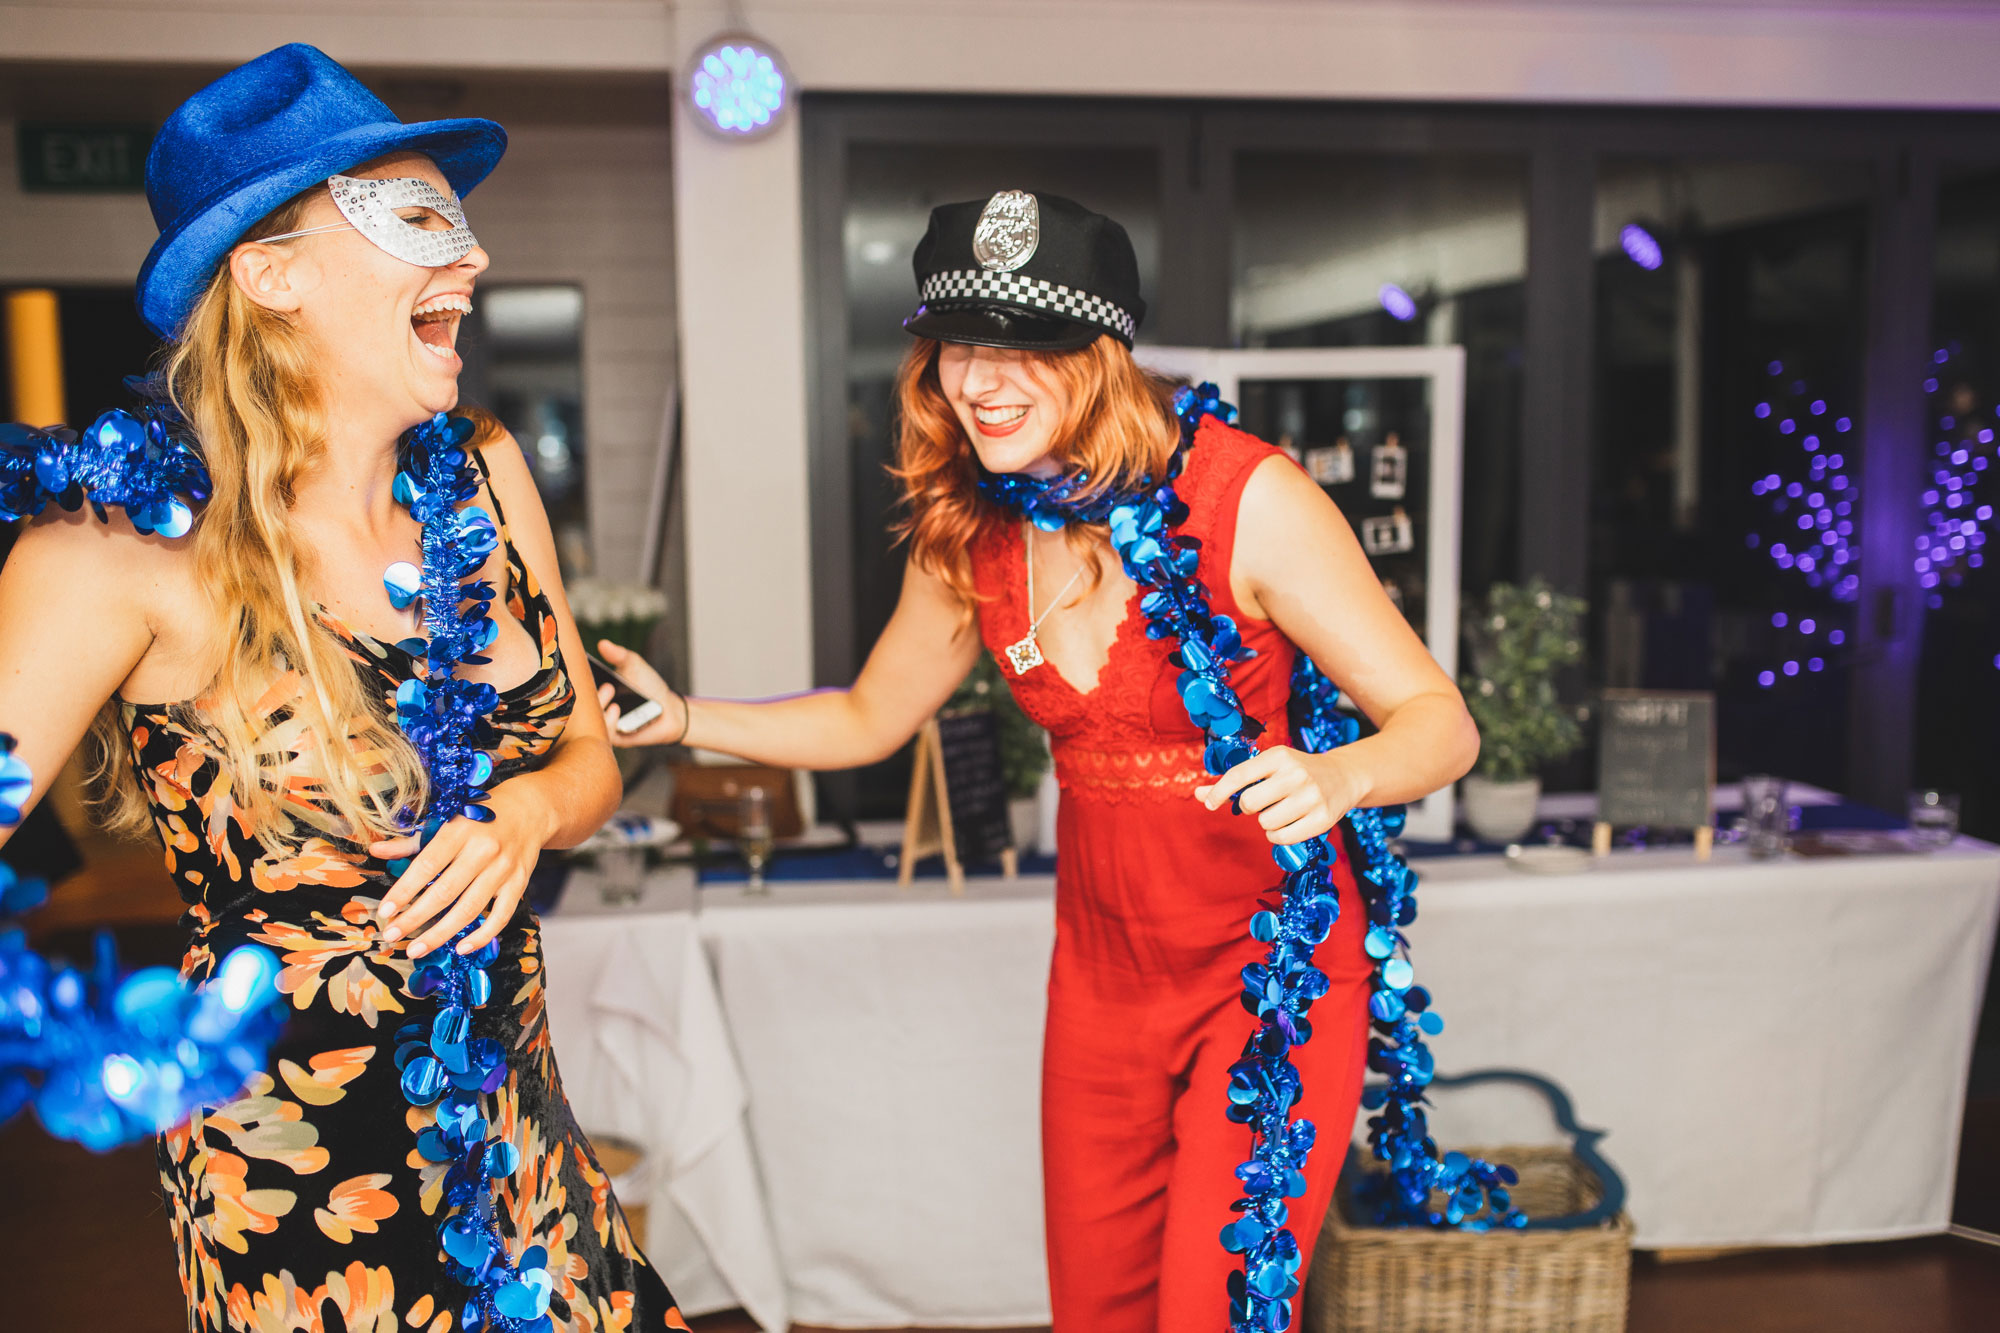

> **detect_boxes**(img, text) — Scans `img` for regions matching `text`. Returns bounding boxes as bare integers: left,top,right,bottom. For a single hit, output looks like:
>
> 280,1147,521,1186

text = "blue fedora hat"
136,43,506,337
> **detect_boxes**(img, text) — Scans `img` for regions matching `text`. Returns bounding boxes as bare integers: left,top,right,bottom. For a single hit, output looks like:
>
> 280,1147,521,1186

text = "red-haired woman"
599,193,1478,1330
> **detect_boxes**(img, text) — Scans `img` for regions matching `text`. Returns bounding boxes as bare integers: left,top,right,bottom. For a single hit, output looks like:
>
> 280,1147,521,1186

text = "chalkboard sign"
936,709,1015,868
1596,690,1716,830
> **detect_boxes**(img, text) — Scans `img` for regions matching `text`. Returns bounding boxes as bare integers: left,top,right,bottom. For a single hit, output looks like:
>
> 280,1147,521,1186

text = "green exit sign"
18,123,153,192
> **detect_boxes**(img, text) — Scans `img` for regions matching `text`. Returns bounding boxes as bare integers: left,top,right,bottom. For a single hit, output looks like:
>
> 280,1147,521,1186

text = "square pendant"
1004,634,1044,676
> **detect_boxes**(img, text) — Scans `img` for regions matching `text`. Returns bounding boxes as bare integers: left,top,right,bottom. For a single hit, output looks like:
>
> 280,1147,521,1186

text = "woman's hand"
370,776,560,958
1195,746,1371,846
593,639,688,749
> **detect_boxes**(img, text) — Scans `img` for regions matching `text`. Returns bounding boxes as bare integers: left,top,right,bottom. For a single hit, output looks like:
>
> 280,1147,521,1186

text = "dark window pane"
1916,166,2000,841
1232,150,1527,601
1591,158,1870,789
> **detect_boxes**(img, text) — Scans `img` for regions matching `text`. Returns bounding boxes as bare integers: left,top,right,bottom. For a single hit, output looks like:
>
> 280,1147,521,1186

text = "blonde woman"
0,47,686,1331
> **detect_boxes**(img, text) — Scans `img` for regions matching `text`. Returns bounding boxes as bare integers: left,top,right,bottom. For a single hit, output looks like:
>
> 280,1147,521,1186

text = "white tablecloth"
540,874,789,1332
541,841,2000,1327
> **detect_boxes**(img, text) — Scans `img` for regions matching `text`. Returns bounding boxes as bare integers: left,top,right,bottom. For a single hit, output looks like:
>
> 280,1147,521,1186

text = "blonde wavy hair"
86,191,431,850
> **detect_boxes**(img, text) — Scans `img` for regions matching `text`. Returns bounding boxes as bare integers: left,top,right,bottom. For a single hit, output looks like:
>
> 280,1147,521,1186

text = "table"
541,839,2000,1328
540,872,789,1332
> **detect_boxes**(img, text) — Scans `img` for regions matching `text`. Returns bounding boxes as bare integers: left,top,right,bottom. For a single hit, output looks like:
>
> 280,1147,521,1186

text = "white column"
670,101,815,698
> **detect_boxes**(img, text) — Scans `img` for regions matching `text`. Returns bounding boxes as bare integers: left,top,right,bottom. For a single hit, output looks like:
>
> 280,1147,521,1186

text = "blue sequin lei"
382,413,559,1333
0,376,209,532
978,384,1520,1331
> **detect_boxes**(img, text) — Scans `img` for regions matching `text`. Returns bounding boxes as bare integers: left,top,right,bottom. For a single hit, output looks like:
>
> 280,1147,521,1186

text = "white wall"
669,109,814,699
470,124,677,583
11,2,2000,109
11,0,2000,696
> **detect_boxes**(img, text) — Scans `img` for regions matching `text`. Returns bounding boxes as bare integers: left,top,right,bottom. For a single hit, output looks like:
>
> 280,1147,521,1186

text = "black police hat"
903,190,1146,351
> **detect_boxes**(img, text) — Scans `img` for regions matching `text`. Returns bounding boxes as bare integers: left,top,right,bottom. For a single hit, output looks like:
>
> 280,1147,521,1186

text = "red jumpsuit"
971,420,1373,1332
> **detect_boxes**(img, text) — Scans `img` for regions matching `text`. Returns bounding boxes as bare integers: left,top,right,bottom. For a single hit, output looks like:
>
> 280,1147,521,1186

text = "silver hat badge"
972,189,1040,273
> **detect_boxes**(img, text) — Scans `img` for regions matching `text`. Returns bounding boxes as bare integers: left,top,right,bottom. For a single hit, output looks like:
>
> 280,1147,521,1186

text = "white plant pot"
1009,796,1040,857
1461,774,1542,845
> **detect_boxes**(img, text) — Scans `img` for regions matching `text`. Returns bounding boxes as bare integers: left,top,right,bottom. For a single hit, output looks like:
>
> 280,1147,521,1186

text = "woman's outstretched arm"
596,557,982,770
1197,455,1480,842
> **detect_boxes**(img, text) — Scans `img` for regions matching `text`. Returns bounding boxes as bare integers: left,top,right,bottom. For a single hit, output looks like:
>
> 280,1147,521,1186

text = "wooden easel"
899,719,967,894
1592,821,1712,861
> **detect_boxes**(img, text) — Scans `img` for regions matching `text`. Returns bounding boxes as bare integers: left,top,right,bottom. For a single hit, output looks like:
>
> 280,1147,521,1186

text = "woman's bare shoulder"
10,502,202,624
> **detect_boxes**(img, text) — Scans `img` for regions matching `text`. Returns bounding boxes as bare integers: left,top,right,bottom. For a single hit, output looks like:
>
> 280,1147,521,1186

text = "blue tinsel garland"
0,730,283,1150
978,384,1521,1331
381,412,557,1332
0,376,209,532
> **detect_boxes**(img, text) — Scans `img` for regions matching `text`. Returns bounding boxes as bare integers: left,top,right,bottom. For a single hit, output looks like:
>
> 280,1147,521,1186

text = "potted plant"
1459,579,1586,844
949,654,1052,853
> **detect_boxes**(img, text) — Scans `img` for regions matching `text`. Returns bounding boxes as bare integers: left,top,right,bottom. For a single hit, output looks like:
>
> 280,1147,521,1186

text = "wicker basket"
1304,1145,1633,1333
589,1134,651,1248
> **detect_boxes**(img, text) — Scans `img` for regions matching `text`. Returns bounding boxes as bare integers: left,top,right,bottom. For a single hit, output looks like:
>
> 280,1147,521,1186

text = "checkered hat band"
920,270,1136,340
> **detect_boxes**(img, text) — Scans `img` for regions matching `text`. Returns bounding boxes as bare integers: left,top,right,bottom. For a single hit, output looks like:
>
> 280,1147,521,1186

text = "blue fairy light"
1378,284,1419,322
1746,369,1864,685
979,386,1521,1330
1916,346,1992,595
688,36,789,139
1620,223,1664,270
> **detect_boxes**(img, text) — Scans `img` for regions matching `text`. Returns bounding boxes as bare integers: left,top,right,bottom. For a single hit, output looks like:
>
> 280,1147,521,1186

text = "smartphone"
585,649,666,734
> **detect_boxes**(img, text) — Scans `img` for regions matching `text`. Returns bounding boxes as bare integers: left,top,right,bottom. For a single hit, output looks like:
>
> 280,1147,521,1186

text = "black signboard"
935,709,1014,868
18,123,153,193
1596,690,1715,830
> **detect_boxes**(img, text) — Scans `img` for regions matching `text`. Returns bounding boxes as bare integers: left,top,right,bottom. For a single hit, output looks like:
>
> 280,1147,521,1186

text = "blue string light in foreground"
0,735,284,1150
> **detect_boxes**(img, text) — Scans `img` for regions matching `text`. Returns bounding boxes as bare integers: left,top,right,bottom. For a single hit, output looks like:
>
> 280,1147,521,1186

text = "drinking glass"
1741,774,1788,860
1908,790,1961,849
597,844,645,907
739,786,774,894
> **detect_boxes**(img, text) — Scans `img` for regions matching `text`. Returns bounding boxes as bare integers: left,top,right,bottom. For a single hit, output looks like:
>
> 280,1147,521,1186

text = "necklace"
1003,525,1089,676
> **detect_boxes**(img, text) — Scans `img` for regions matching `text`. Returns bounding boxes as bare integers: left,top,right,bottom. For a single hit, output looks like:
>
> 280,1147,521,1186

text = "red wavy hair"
890,335,1180,608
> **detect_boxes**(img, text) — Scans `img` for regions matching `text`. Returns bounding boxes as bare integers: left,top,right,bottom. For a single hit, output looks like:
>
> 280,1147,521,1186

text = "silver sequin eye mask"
259,173,478,268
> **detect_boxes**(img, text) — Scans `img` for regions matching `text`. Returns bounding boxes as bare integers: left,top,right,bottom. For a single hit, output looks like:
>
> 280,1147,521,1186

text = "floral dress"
124,455,687,1333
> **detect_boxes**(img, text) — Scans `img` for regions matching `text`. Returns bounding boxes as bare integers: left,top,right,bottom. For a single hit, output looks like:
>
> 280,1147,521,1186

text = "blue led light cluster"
688,38,787,137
